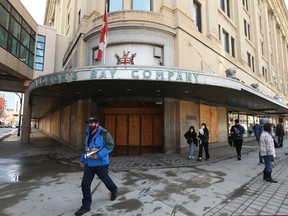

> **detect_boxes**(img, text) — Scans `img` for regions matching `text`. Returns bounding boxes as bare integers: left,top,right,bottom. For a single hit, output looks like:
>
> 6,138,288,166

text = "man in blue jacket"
75,116,118,216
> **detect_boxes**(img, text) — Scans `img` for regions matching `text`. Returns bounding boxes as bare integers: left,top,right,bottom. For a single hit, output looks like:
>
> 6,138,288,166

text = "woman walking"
197,123,210,161
184,126,197,159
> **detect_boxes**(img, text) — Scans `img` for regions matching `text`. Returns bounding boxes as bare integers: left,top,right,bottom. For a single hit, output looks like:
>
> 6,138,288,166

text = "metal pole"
15,93,23,136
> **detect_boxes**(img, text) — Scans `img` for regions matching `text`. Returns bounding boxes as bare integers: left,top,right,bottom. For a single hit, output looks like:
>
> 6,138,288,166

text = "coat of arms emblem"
114,51,137,65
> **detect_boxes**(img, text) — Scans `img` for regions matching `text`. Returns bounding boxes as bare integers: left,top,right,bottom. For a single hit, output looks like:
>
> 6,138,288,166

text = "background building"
1,0,288,155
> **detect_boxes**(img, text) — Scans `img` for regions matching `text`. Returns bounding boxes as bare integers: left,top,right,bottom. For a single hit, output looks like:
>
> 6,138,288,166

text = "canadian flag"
96,6,108,61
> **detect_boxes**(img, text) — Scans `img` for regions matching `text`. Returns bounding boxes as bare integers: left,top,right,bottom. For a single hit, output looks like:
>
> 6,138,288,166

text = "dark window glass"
132,0,151,11
193,1,202,33
244,19,247,37
247,52,251,67
7,35,19,56
219,0,225,11
0,5,9,29
30,37,35,52
1,0,35,68
21,29,30,47
11,8,21,23
0,25,8,48
223,31,229,52
226,0,230,17
22,20,30,34
28,52,34,68
19,45,29,64
108,0,123,12
231,37,235,57
0,0,10,11
9,17,21,40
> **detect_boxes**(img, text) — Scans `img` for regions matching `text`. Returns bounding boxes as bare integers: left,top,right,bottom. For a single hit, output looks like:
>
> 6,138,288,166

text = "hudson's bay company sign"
30,66,235,91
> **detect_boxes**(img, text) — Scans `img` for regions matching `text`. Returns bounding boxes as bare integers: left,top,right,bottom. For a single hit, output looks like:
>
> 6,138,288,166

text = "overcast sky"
20,0,46,25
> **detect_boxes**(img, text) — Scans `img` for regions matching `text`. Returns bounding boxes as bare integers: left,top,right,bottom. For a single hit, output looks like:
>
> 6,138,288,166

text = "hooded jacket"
80,126,114,167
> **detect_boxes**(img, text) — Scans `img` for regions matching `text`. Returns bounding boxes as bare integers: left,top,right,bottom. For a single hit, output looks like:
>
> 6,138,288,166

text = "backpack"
233,126,241,137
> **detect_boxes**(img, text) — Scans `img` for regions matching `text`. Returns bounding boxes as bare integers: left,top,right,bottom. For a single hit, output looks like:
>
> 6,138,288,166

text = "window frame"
131,0,152,11
34,34,46,71
193,0,202,33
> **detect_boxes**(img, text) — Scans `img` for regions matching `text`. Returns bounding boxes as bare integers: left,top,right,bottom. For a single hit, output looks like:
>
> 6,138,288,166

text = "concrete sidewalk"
0,129,287,216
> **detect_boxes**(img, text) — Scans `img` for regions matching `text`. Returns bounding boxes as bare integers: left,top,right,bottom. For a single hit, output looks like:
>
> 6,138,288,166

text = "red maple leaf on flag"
96,6,108,61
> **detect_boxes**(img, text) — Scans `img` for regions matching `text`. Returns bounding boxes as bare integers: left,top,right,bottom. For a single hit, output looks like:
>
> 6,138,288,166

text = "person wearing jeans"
75,116,118,216
184,126,197,159
259,123,277,183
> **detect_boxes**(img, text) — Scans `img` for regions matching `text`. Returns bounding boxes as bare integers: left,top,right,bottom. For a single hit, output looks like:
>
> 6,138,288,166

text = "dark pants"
198,141,210,159
263,155,273,173
278,135,283,147
233,139,243,157
81,164,118,208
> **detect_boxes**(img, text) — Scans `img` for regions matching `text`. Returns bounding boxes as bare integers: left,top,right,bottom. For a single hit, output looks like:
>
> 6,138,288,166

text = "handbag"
228,135,233,147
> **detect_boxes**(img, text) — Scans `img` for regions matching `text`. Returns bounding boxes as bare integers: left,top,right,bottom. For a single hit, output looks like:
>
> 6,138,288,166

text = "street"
1,130,288,216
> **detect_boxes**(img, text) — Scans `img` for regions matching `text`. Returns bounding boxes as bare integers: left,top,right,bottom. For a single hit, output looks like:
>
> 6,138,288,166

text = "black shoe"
75,207,90,216
111,189,118,201
237,156,241,160
205,157,209,160
197,157,202,161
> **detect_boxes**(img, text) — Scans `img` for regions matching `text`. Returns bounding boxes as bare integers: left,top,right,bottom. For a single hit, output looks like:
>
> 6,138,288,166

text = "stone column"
21,86,31,144
163,98,180,154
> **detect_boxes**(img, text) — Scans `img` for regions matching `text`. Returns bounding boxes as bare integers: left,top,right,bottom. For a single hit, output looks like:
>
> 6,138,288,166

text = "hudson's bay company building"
1,0,288,156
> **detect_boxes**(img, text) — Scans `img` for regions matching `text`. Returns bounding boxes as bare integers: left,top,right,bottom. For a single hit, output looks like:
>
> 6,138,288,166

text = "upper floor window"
247,51,255,72
193,0,202,33
0,0,35,68
243,0,249,11
35,35,45,71
244,19,251,40
132,0,151,11
219,25,236,57
222,30,229,53
108,0,123,12
218,0,230,18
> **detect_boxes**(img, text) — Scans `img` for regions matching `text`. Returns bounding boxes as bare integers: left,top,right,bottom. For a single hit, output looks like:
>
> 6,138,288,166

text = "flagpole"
96,3,108,64
103,3,107,65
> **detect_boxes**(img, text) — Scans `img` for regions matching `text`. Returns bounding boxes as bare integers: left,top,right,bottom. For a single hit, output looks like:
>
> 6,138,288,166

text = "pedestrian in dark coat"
276,123,285,147
230,119,246,160
197,123,210,161
184,126,197,159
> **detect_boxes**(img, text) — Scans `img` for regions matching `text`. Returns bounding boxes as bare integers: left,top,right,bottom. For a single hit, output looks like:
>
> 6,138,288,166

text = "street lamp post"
15,93,23,136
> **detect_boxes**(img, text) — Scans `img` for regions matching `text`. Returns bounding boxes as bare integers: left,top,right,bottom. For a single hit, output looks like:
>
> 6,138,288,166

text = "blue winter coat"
80,126,114,167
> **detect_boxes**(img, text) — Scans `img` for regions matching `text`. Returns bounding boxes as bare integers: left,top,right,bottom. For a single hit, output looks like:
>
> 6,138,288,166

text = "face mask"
88,125,96,133
201,126,205,129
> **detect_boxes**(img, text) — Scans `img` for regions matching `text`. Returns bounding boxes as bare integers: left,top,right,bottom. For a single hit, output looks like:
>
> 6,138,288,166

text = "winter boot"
263,171,268,180
265,172,277,183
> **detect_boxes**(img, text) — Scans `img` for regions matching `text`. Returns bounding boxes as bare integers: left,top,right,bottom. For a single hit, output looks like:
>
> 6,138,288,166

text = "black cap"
85,116,99,123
